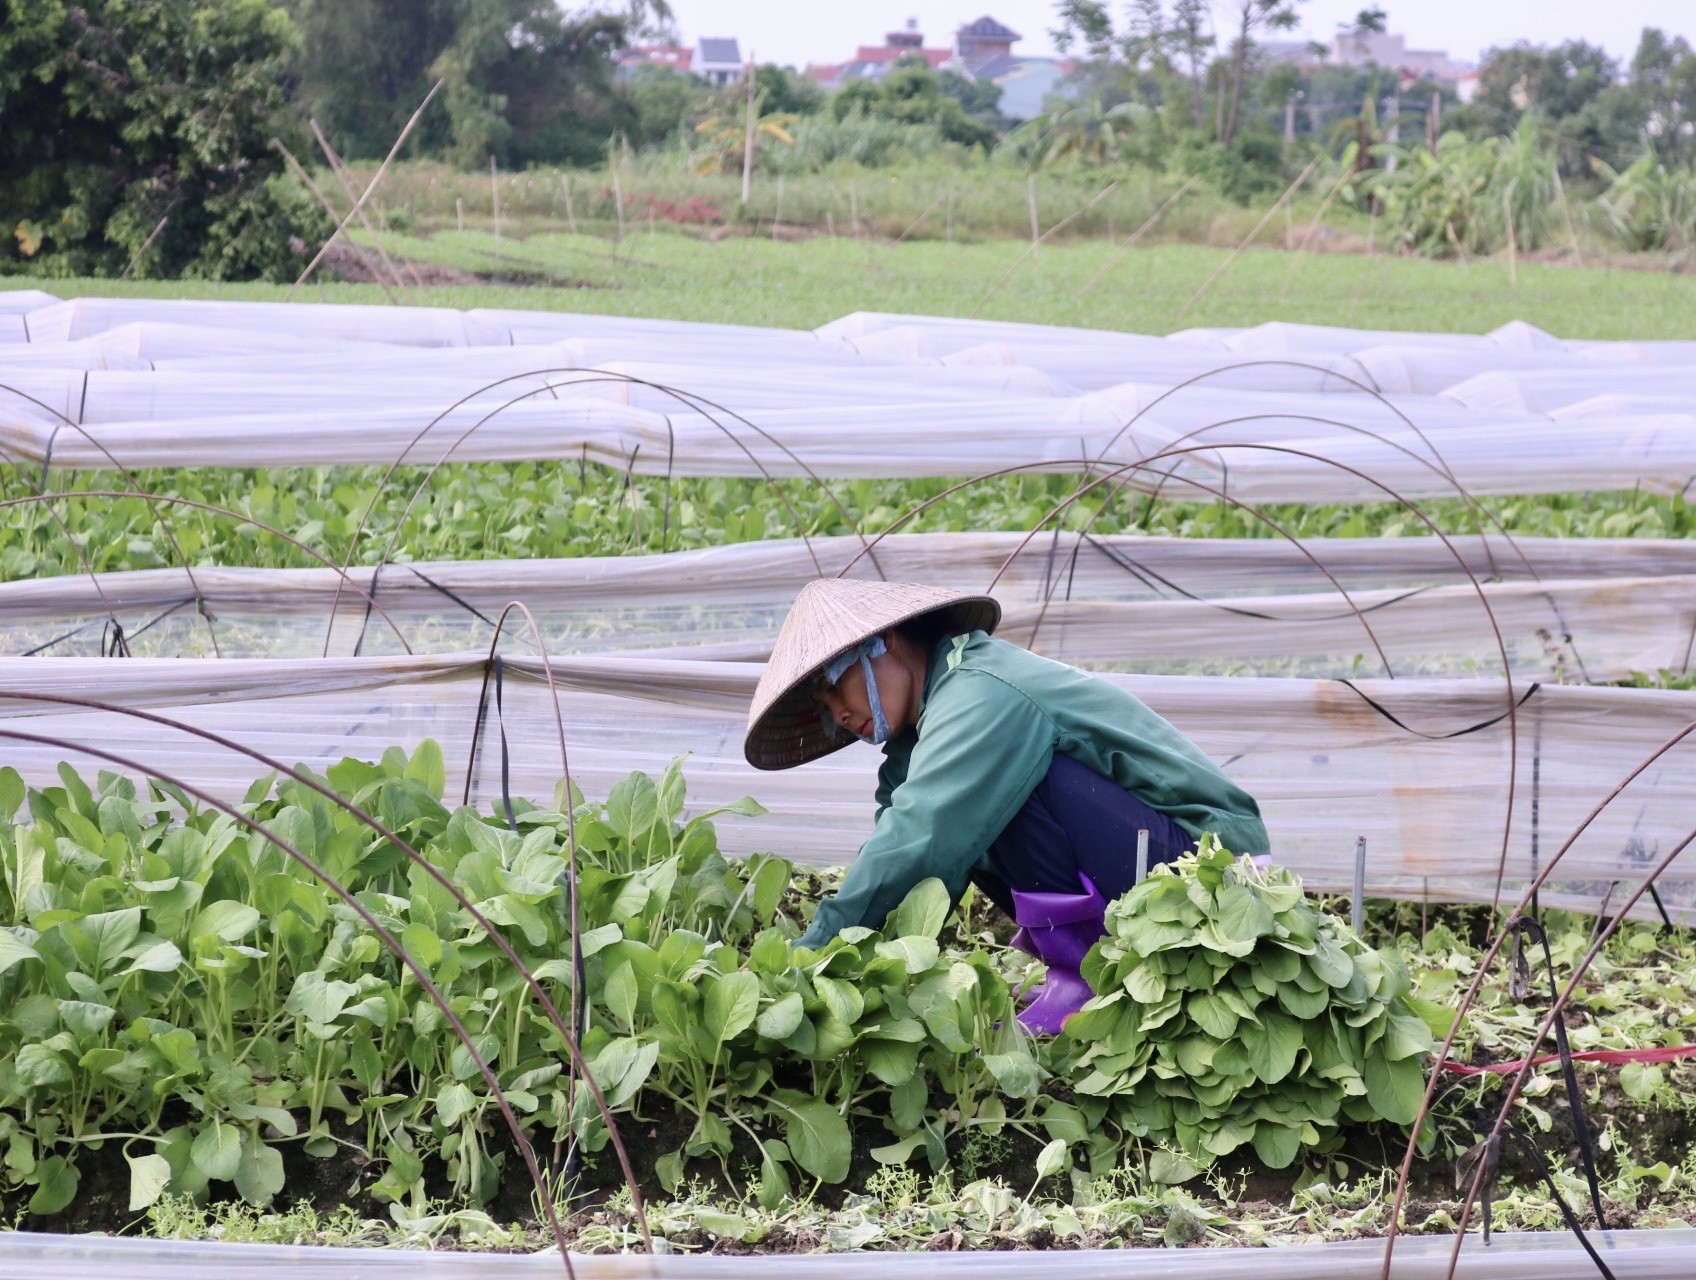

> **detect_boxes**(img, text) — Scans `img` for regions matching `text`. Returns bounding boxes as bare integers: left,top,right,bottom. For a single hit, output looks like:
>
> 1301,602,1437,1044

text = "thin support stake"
1352,837,1367,936
741,52,757,207
1135,829,1150,883
308,122,414,300
290,78,442,296
272,138,399,304
1080,175,1197,296
612,149,626,245
971,180,1119,317
1504,189,1518,286
119,212,170,281
1554,167,1584,268
1179,155,1319,318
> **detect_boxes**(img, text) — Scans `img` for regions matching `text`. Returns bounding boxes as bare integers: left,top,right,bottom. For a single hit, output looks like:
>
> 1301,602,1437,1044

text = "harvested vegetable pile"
1060,838,1435,1170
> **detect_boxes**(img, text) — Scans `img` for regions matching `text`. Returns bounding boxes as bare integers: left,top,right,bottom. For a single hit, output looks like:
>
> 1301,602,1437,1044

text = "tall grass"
1368,120,1560,258
1594,153,1696,255
347,157,1243,245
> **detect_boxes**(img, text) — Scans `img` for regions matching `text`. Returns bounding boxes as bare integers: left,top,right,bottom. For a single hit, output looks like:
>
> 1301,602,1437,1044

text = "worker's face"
813,633,915,742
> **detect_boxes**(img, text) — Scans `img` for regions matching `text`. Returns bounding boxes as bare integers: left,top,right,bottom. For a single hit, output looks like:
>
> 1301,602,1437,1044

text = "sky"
668,1,1695,71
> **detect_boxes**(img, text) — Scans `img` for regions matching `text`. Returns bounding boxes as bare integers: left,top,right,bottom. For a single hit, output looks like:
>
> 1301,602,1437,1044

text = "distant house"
954,15,1077,122
1257,38,1326,70
955,15,1020,72
992,60,1073,121
806,13,1078,121
808,19,952,90
618,43,693,79
696,37,745,87
1331,29,1469,82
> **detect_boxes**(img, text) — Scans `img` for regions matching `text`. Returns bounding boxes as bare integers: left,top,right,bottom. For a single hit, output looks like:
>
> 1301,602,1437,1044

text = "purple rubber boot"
1010,874,1107,1035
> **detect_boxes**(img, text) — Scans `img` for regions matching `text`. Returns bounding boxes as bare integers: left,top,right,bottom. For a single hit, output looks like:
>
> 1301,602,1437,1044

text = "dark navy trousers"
972,752,1197,917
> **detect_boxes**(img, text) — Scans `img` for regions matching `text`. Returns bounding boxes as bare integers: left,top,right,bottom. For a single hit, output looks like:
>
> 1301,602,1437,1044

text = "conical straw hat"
744,579,1000,771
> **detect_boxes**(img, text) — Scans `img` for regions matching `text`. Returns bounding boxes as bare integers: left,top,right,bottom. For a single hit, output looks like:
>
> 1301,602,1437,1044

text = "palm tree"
692,110,797,176
1024,98,1151,168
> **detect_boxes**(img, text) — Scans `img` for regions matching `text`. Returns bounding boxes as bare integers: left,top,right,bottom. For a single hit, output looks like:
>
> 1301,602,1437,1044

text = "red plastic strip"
1436,1043,1696,1076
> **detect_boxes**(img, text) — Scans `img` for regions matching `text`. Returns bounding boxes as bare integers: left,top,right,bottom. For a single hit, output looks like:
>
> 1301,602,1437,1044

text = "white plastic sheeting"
23,297,514,347
1443,367,1696,415
3,1228,1694,1279
5,293,1696,498
0,653,1692,918
3,533,1693,683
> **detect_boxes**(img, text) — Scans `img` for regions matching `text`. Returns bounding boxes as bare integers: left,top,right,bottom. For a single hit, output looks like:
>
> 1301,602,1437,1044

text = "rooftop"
697,37,742,66
957,15,1021,40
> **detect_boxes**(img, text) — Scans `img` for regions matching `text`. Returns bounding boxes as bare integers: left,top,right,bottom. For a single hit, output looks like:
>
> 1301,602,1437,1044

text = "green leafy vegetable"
1059,837,1434,1169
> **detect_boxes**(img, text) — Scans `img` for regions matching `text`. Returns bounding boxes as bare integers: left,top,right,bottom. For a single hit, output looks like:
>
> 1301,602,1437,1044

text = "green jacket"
798,631,1268,947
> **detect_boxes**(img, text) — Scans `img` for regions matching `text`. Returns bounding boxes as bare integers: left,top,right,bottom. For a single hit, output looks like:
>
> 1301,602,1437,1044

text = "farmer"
743,579,1269,1033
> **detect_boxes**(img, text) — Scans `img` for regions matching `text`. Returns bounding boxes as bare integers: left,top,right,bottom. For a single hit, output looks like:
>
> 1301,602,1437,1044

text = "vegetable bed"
2,748,1693,1252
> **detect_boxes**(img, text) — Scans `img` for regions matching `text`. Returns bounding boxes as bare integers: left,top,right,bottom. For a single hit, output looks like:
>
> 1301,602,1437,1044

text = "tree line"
3,0,1694,281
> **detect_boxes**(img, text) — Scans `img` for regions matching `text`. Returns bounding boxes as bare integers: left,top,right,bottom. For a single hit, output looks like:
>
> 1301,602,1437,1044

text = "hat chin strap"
821,637,892,745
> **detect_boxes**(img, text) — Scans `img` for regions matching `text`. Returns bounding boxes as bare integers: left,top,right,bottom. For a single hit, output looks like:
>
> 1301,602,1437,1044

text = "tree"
1050,0,1213,131
1173,0,1215,131
830,59,999,151
1220,0,1305,147
752,63,824,118
1628,28,1696,166
1452,39,1654,176
0,0,329,280
285,0,672,166
936,69,1007,131
624,65,713,150
282,0,462,159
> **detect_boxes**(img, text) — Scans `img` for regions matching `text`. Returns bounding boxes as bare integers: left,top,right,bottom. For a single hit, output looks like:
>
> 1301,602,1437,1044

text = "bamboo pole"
1280,168,1354,299
289,78,442,296
971,180,1119,317
491,155,501,260
868,190,950,269
1553,168,1584,268
271,139,399,303
1503,189,1518,286
612,151,626,244
1079,175,1198,296
118,212,171,282
1026,174,1040,251
740,54,756,207
310,120,416,297
562,174,578,235
1178,155,1320,318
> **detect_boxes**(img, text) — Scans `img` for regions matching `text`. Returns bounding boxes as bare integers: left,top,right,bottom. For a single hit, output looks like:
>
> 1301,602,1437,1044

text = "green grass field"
11,228,1695,339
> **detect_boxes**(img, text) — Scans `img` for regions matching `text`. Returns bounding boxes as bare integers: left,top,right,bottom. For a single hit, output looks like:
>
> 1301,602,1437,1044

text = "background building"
695,37,745,87
807,14,1076,120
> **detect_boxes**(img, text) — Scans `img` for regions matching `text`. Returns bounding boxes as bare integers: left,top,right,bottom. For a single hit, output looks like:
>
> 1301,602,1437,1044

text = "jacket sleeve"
872,748,905,822
798,670,1055,947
